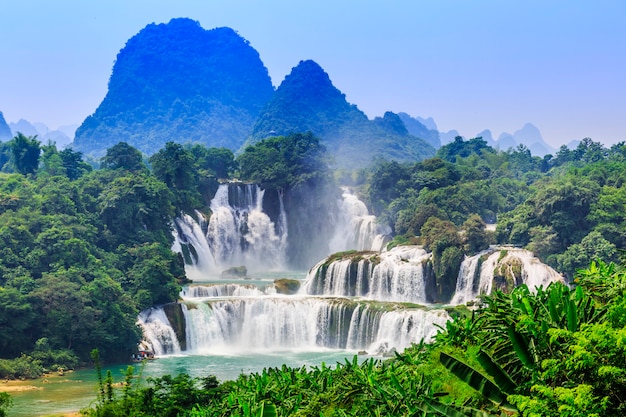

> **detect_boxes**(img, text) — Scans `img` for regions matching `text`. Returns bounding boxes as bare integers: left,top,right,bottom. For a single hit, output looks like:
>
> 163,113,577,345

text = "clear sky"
0,0,624,147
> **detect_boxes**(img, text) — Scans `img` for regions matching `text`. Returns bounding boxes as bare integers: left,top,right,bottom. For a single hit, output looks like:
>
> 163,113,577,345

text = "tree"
98,173,175,249
237,132,330,191
149,142,202,212
101,142,146,172
8,133,41,175
463,214,489,254
59,148,92,180
189,145,238,179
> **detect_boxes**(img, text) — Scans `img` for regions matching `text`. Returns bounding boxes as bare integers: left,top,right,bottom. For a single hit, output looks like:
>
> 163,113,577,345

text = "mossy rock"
221,265,247,279
162,303,186,351
274,278,301,295
493,256,522,292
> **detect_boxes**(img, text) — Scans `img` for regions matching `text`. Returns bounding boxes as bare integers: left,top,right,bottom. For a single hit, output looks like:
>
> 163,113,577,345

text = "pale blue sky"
0,0,624,147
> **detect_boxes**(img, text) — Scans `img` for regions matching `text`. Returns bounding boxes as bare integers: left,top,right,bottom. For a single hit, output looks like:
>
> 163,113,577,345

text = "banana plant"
439,351,517,413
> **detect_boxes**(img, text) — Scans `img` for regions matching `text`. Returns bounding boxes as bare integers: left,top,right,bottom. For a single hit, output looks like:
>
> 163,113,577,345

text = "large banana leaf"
475,350,517,395
255,402,277,417
439,352,505,405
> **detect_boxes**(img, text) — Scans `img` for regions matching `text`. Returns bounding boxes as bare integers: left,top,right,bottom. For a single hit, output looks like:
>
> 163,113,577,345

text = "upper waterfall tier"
173,183,288,278
450,247,565,305
329,187,390,253
301,245,564,304
173,184,389,278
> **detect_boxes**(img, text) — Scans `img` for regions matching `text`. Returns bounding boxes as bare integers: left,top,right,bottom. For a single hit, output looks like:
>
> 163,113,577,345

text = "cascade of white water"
450,247,565,304
516,249,565,289
450,251,488,305
173,183,288,277
137,308,182,355
173,212,215,280
302,246,430,303
368,308,450,353
329,188,390,253
183,284,275,299
139,298,449,355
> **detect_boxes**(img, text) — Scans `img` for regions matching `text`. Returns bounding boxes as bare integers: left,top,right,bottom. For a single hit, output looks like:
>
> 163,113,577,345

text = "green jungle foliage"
73,18,274,157
0,138,216,372
358,136,626,280
237,132,331,191
83,260,626,416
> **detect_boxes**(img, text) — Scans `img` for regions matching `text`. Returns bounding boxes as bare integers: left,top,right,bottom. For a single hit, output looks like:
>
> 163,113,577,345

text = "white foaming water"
144,297,449,355
302,246,431,303
329,188,390,253
450,247,564,305
183,283,275,299
174,183,288,278
137,308,182,355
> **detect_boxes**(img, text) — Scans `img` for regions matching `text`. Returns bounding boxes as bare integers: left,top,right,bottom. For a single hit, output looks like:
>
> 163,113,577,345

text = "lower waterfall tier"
138,297,450,356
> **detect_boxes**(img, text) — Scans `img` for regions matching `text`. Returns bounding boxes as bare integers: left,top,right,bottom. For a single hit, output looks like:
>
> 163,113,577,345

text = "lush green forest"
2,130,626,416
0,132,335,379
359,136,626,280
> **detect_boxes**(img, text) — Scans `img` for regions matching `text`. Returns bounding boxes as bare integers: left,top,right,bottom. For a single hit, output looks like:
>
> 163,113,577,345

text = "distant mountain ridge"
2,117,73,147
249,60,435,168
73,18,275,157
68,17,557,165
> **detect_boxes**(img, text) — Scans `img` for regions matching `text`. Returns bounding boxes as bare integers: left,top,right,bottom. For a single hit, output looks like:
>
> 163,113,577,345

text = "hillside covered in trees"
73,18,275,157
248,60,435,168
71,19,436,169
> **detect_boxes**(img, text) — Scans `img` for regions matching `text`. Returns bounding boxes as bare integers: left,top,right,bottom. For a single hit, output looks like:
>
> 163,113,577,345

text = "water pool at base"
7,349,364,417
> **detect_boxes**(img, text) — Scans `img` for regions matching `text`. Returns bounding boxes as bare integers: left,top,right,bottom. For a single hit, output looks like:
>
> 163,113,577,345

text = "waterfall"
329,187,390,253
302,246,430,303
174,183,288,277
183,284,275,298
142,298,449,355
449,247,565,304
137,308,182,355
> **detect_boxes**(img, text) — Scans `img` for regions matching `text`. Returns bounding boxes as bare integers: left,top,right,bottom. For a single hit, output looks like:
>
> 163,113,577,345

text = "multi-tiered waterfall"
142,185,564,368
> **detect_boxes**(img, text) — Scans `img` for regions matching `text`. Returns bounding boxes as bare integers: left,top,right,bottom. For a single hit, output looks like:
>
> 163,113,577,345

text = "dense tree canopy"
0,142,186,368
237,132,330,190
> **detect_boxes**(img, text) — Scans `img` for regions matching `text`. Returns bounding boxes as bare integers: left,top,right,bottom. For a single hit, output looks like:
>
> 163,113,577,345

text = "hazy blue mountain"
73,18,274,157
46,130,73,148
512,123,555,156
57,124,78,138
415,116,438,131
0,112,11,141
486,123,555,156
9,119,39,137
249,60,435,168
440,129,461,145
476,129,496,147
7,119,73,148
397,112,441,148
496,132,517,150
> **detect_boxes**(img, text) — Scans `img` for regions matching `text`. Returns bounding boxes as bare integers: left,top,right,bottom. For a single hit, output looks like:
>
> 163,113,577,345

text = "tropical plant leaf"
439,352,507,406
475,350,517,395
